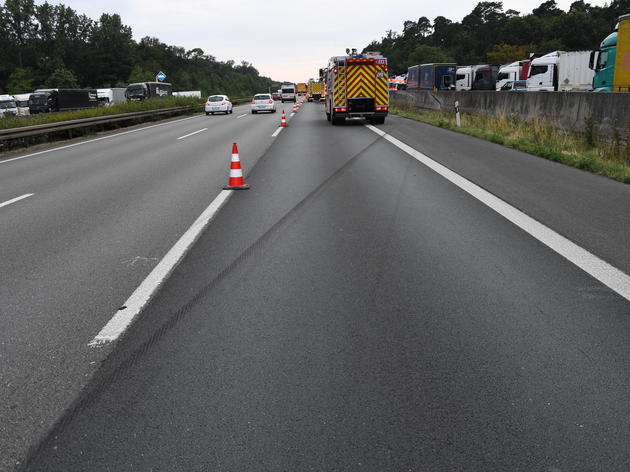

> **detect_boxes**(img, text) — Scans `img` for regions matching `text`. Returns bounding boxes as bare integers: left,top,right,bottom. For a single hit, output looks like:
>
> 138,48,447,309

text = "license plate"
213,107,220,110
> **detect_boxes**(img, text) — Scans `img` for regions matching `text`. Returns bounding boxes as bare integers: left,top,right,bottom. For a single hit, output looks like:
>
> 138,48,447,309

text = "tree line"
0,0,280,96
364,0,630,75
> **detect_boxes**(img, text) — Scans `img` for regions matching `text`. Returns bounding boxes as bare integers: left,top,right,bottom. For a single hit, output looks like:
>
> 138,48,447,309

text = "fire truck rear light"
334,107,346,112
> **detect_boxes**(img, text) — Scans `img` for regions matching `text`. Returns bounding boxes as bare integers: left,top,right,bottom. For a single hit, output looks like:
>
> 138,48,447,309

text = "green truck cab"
591,14,629,92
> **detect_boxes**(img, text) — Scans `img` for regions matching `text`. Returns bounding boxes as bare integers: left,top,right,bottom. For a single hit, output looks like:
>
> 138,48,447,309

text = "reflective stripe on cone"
223,142,250,190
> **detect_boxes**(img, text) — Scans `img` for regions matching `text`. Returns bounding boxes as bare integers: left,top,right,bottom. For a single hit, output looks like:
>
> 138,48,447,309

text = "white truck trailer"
97,88,127,106
527,51,594,91
172,91,202,98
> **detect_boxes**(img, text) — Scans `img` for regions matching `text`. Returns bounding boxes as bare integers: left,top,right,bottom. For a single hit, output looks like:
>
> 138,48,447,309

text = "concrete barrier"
391,90,630,136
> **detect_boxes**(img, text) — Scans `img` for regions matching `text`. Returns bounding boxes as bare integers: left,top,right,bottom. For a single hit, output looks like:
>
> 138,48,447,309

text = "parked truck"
97,88,127,106
28,89,98,114
471,65,499,90
125,82,172,100
12,93,31,115
590,14,630,92
496,60,531,90
454,65,498,90
455,66,473,90
325,50,389,125
406,64,456,90
297,82,307,95
527,51,594,91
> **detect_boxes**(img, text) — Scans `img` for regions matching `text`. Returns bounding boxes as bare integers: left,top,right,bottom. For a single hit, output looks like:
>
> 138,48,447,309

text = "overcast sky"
55,0,608,82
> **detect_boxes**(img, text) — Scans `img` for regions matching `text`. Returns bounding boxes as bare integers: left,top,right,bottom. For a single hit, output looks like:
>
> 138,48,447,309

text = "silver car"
251,94,276,114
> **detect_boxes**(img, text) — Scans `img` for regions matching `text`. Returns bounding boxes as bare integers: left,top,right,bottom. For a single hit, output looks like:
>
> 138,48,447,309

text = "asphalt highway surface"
2,101,630,471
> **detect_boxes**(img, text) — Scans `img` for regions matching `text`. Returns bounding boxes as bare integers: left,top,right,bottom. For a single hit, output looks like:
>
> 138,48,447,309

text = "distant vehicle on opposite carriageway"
12,93,31,115
125,82,173,100
173,91,202,98
0,94,18,117
28,89,98,114
97,88,127,106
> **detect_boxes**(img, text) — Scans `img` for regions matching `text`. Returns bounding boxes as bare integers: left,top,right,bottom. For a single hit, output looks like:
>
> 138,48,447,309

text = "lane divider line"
177,128,208,140
271,127,283,138
365,124,630,303
89,189,234,346
290,113,295,118
0,193,34,208
0,115,203,165
236,114,248,119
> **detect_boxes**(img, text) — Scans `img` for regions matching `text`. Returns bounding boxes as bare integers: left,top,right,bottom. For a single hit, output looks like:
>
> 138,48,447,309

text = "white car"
205,95,233,115
251,94,276,114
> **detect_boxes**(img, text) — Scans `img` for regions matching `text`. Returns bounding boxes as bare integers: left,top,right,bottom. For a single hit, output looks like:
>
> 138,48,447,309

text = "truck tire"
369,116,385,125
331,110,344,126
206,112,210,116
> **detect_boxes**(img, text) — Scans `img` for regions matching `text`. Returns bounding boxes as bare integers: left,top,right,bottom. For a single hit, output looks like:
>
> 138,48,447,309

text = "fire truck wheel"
326,111,331,121
369,116,385,125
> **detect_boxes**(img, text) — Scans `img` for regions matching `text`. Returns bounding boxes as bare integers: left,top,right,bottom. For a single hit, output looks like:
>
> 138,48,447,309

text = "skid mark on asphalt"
21,135,384,469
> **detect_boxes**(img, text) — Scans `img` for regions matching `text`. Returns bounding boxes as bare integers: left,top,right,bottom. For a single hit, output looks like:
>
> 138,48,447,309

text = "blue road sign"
156,71,166,82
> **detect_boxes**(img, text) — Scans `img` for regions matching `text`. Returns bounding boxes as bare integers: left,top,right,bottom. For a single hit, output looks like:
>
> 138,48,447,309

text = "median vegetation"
0,96,203,131
391,105,630,184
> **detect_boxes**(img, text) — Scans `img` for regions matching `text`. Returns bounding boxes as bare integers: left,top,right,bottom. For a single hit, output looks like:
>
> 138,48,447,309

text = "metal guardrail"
0,106,196,141
0,97,255,143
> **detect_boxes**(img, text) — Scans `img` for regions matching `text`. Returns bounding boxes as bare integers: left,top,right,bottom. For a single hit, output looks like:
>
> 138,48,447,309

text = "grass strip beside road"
391,106,630,184
0,97,203,131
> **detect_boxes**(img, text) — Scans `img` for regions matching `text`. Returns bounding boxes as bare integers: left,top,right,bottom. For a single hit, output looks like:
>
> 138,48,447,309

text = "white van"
12,93,31,115
281,84,296,103
0,94,18,117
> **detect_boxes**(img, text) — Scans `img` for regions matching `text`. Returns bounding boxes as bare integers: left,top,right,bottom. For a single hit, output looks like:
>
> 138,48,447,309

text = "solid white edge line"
177,128,208,140
0,193,34,208
271,127,283,137
0,115,202,165
89,189,233,346
290,113,295,117
365,124,630,303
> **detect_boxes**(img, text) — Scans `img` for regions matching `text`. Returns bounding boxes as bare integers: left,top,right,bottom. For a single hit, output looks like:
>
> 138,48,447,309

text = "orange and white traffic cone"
292,103,298,113
223,142,250,190
280,111,287,127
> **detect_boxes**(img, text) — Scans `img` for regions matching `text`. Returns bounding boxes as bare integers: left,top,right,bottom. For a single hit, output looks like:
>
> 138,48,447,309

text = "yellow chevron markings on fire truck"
374,65,389,105
334,74,346,106
346,65,376,98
